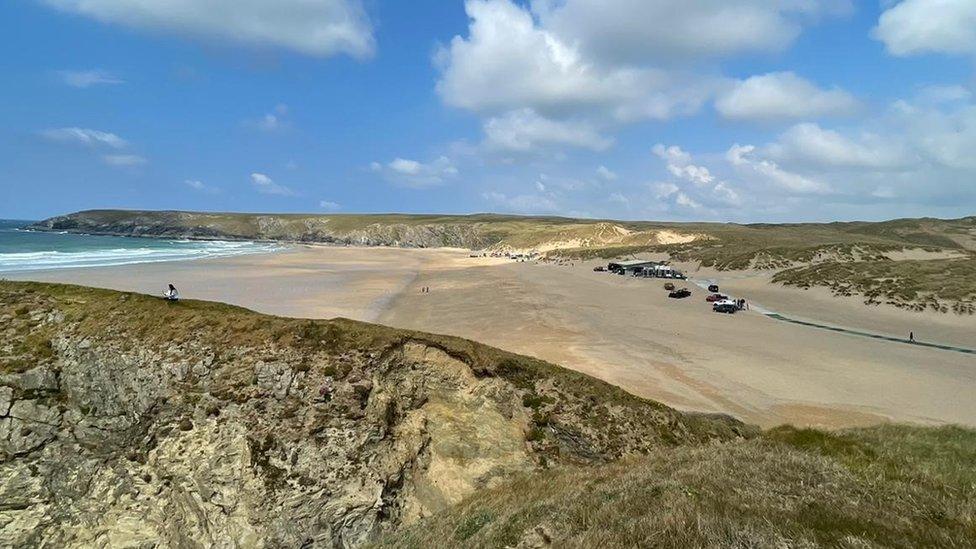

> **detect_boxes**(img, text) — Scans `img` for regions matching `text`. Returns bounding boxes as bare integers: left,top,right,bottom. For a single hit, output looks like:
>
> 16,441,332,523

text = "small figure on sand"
163,283,180,301
909,331,915,343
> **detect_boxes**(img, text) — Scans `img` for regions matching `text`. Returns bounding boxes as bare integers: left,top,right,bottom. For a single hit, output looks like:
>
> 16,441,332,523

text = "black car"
668,288,692,299
708,284,720,292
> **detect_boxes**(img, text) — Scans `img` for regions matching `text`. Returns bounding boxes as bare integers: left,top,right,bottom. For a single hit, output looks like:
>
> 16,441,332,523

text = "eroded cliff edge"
0,282,752,547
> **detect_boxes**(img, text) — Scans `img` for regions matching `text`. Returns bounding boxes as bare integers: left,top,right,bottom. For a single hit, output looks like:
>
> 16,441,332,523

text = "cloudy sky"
2,0,975,222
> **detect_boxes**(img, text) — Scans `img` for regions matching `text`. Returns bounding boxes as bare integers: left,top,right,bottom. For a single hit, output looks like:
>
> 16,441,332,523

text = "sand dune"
10,246,974,429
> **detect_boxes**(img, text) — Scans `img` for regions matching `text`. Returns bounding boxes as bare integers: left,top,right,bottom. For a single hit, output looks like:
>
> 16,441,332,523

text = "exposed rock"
0,282,752,547
0,386,11,417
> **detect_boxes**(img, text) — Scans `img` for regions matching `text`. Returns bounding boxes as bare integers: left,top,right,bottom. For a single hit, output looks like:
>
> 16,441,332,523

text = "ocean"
0,219,281,273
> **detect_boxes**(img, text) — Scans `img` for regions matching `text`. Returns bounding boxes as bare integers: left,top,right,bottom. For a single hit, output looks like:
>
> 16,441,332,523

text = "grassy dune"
773,256,976,314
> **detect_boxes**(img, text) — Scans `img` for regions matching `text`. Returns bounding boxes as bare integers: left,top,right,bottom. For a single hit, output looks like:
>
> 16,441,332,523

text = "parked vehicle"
668,288,692,299
705,293,729,302
664,282,675,291
708,284,720,292
713,300,738,314
593,266,606,272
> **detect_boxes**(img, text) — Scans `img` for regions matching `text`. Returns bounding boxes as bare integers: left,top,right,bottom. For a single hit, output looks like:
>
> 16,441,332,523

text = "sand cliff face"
0,283,751,548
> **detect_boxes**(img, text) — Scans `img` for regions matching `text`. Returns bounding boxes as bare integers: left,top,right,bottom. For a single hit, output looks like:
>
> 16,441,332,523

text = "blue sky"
2,0,975,222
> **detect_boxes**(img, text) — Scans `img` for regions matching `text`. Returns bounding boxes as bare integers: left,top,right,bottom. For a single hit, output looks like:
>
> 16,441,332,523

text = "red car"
705,293,729,302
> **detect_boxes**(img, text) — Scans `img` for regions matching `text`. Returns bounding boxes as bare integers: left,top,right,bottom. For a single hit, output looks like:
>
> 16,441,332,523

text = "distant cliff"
29,210,504,249
28,209,709,252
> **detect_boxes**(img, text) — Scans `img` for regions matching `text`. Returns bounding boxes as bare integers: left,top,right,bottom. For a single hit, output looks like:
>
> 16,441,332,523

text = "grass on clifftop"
377,424,976,548
0,280,750,453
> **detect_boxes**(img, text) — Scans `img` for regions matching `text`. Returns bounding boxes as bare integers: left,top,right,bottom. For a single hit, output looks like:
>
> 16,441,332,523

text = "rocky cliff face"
0,282,752,548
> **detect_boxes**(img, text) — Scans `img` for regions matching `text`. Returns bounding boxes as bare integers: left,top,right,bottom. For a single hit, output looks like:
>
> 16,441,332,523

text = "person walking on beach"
909,331,915,343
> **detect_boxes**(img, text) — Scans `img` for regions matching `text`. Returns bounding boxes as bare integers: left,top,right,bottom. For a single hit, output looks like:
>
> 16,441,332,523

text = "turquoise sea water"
0,219,280,273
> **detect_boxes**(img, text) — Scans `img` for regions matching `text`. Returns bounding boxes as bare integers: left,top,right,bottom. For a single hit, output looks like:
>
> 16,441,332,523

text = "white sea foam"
0,240,281,272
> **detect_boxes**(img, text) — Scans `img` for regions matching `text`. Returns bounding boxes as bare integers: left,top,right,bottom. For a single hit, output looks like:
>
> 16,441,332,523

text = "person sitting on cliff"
163,284,180,301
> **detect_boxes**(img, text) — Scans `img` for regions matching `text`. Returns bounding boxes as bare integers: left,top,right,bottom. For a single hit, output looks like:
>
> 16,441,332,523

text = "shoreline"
0,242,286,275
8,246,975,430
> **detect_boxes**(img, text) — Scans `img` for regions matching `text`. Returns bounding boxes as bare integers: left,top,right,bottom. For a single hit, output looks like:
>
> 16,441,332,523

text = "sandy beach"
9,245,975,429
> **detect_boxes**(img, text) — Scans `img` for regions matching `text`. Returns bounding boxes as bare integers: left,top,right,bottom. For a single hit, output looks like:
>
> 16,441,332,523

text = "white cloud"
249,103,290,132
653,144,714,187
57,69,124,88
715,72,857,121
902,101,976,171
319,200,341,211
41,0,375,59
668,163,714,187
765,123,913,169
250,172,296,196
482,191,559,213
389,158,423,175
185,179,219,194
102,154,146,166
651,144,691,166
532,0,851,63
917,84,972,104
596,165,617,181
372,156,458,188
712,182,741,204
483,109,611,152
435,0,725,153
40,127,127,148
727,144,831,194
873,0,976,56
707,93,976,215
654,182,680,199
652,144,742,209
436,2,713,120
674,192,702,209
435,0,851,157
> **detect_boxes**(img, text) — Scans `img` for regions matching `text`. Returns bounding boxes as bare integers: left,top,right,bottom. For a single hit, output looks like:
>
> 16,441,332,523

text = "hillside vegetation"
773,256,976,314
378,425,976,548
28,210,707,251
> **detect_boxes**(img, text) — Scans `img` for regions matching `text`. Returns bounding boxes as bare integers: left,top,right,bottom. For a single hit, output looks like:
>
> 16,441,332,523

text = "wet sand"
9,246,975,429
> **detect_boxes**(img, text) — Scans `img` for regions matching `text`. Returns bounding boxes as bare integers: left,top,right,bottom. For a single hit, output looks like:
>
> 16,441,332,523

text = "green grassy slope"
377,424,976,548
773,256,976,314
0,281,752,454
